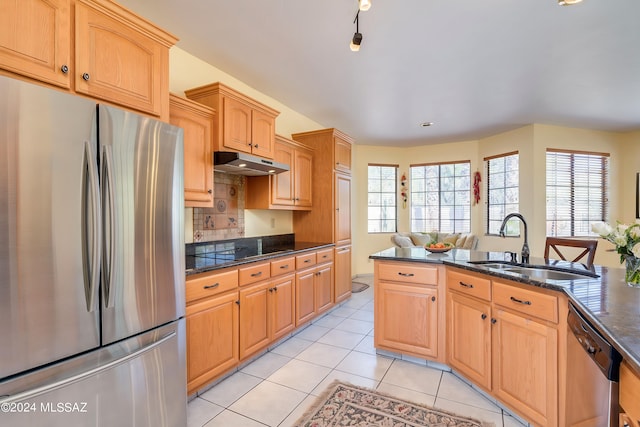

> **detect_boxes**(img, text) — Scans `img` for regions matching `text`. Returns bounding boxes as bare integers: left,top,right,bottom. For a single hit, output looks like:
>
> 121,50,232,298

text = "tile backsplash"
192,172,245,242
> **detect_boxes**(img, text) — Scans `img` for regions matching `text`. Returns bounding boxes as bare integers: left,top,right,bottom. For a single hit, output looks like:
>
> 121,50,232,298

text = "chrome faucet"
499,213,530,264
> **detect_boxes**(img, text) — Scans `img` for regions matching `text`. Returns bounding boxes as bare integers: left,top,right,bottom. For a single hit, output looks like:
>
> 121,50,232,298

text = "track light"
350,32,362,51
558,0,583,4
350,10,362,52
359,0,371,11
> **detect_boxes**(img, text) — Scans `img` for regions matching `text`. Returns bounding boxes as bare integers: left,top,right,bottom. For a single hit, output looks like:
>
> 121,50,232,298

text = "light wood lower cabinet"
270,274,296,341
186,247,340,394
492,307,558,427
295,249,334,325
620,361,640,426
238,271,296,361
374,261,441,359
447,291,491,390
238,280,271,360
334,245,352,304
186,290,239,396
295,267,316,326
446,268,563,427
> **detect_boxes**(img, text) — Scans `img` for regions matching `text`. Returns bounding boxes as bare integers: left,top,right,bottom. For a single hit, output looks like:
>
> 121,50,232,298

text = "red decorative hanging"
473,171,481,205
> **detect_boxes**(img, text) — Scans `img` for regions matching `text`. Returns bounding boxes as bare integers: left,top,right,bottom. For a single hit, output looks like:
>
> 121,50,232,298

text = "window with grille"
546,149,609,237
368,164,398,233
410,161,471,233
486,152,520,235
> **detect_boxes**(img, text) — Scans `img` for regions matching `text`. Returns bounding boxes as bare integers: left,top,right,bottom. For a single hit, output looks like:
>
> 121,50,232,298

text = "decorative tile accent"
193,172,245,241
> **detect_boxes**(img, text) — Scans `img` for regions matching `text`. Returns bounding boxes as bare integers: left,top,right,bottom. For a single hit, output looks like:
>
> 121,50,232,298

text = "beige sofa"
391,231,478,250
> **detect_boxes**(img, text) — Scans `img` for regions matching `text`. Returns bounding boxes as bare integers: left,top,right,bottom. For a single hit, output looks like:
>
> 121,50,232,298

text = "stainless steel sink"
468,260,598,280
502,267,592,281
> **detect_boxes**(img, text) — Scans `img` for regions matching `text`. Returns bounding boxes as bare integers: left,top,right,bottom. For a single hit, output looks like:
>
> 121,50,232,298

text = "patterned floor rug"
351,281,370,293
352,275,373,293
294,381,494,427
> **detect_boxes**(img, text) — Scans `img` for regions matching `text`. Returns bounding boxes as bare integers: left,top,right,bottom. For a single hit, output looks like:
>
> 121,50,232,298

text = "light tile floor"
187,277,530,427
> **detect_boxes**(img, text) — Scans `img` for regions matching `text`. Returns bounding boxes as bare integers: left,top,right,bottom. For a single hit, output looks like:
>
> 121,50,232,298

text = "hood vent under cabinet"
213,151,289,176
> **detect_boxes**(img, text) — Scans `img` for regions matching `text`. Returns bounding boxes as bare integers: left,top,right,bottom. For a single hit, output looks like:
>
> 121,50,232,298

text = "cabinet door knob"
254,144,259,149
431,296,436,302
481,313,487,320
82,73,90,81
60,65,69,74
491,318,497,324
208,189,212,194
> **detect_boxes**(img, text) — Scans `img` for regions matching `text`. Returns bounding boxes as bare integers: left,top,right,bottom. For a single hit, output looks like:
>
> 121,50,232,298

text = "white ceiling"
118,0,640,146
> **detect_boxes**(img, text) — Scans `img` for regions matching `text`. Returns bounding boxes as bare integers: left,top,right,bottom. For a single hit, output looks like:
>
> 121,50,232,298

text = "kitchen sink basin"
468,260,599,280
502,267,593,281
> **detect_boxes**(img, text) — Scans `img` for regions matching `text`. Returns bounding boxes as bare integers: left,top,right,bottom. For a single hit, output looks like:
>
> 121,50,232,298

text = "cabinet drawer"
378,262,438,285
271,256,296,276
447,269,491,301
493,281,558,323
620,361,640,424
316,248,334,264
239,262,271,286
186,269,238,303
296,252,317,269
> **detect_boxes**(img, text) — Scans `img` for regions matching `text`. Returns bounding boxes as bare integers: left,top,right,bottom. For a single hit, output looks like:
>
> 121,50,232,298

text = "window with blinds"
368,164,398,233
546,149,609,237
486,152,519,235
410,161,471,233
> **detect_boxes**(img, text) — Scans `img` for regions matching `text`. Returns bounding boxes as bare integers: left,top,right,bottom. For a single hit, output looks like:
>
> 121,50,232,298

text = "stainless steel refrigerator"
0,75,187,426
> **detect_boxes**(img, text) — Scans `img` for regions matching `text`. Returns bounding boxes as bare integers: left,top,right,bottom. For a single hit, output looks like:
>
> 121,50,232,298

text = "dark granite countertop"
186,234,333,275
369,247,640,373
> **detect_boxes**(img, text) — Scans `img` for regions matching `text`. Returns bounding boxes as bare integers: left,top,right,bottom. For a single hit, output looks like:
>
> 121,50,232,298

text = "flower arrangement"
592,220,640,286
592,220,640,259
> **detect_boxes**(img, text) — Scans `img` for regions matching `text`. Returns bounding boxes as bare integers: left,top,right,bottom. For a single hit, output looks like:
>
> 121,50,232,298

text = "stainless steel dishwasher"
565,303,623,427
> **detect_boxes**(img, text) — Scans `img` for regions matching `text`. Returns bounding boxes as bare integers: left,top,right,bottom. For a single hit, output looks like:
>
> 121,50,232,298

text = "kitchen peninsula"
370,246,640,427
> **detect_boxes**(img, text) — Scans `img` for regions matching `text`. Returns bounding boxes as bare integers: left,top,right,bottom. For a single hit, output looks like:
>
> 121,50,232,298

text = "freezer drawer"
0,320,187,427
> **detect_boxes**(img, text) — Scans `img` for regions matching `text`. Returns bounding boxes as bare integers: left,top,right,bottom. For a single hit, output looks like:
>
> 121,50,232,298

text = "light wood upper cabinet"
0,0,71,88
245,135,313,210
0,0,176,118
169,94,215,208
334,134,352,173
292,128,353,245
75,0,173,117
185,82,279,159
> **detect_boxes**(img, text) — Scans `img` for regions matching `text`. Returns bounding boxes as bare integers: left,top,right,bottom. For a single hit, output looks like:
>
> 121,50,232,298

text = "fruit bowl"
424,242,454,253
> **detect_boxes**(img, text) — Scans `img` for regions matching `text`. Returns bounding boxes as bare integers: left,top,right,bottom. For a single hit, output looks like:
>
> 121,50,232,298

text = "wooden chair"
544,237,598,268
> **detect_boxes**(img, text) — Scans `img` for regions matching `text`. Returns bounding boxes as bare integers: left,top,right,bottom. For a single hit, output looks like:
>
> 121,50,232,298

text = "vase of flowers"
592,220,640,287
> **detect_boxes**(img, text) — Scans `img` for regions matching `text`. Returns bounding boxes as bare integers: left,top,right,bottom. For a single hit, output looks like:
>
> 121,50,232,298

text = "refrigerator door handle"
81,140,101,313
101,144,116,308
0,330,177,404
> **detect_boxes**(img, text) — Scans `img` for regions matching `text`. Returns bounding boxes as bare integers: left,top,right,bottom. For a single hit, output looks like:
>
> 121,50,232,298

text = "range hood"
213,151,289,176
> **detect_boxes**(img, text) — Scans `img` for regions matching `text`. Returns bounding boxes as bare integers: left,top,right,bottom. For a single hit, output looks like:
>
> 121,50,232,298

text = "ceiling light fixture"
558,0,583,5
359,0,372,11
350,10,363,52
